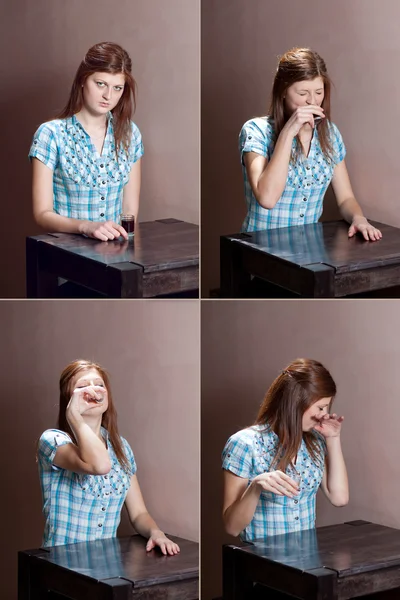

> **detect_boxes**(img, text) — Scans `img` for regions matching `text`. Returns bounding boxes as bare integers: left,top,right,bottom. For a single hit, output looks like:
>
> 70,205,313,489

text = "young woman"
37,359,180,554
240,47,381,242
29,42,143,242
222,358,348,540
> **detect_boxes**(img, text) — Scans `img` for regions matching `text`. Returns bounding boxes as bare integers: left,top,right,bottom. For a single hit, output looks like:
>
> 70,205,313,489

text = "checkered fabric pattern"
38,427,136,547
239,117,346,232
222,424,327,541
29,113,143,223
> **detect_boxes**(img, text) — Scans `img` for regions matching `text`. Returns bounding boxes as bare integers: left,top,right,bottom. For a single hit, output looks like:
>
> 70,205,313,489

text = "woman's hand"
146,530,180,556
313,413,344,438
79,220,128,241
252,470,300,497
284,105,325,138
66,385,105,425
348,217,382,241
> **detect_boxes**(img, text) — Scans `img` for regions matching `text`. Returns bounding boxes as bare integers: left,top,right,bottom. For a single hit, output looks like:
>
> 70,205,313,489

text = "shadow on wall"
201,384,263,600
2,82,66,298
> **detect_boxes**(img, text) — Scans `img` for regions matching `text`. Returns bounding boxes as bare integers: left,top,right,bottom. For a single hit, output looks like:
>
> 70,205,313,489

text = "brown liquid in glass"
122,218,135,235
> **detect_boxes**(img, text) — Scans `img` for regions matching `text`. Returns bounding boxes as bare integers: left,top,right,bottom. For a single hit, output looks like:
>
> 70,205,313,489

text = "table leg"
223,546,255,600
300,263,335,298
26,237,59,298
105,263,143,298
220,237,252,298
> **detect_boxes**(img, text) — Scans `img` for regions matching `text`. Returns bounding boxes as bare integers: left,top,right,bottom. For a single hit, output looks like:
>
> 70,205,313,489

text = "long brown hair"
56,42,137,155
58,359,130,473
269,48,334,162
255,358,336,472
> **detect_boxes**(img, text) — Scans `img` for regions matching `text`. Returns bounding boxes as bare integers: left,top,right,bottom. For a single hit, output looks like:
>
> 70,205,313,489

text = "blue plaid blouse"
38,427,137,547
29,113,143,223
239,117,346,232
222,424,327,541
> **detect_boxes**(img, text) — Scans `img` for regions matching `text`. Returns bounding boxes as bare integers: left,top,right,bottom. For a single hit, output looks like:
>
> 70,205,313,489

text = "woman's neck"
82,416,105,443
75,107,108,131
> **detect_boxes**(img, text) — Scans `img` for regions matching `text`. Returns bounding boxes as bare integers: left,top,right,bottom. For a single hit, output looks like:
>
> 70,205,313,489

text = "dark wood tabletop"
19,534,199,599
27,219,199,298
220,220,400,298
223,521,400,599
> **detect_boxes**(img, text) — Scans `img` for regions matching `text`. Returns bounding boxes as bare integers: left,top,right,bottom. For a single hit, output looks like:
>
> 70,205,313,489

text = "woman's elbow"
255,190,279,210
224,522,241,537
222,513,241,537
93,459,112,475
33,209,49,228
331,493,349,507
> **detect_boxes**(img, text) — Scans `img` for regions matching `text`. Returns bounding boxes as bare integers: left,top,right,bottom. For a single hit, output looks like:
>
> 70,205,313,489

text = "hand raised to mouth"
81,385,105,404
313,413,344,438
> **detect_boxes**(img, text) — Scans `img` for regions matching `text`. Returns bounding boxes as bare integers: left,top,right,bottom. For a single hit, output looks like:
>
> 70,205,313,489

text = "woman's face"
284,76,325,116
302,396,331,432
82,72,125,116
70,368,109,415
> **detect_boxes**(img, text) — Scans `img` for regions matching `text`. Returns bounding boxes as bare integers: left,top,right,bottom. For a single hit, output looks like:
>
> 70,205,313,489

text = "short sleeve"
239,118,272,165
330,122,346,165
128,121,144,167
38,429,72,470
29,123,59,170
121,436,137,476
222,431,253,479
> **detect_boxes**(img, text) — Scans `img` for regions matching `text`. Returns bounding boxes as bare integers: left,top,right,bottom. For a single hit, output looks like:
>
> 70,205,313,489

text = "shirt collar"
66,111,113,133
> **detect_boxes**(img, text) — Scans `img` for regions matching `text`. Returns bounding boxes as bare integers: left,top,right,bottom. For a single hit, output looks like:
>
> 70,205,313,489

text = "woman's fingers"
351,221,382,242
91,222,123,241
93,229,109,241
105,222,125,239
278,472,300,494
112,223,129,240
369,227,382,241
259,480,283,495
267,473,298,496
166,542,179,555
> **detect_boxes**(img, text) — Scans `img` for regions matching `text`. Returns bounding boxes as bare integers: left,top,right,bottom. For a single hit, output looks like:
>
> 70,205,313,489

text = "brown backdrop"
201,0,400,296
1,0,200,297
201,299,400,600
0,300,199,600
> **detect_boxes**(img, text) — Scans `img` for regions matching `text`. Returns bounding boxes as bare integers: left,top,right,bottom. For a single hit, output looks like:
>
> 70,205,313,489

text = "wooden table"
18,534,199,599
220,220,400,298
27,219,199,298
223,520,400,599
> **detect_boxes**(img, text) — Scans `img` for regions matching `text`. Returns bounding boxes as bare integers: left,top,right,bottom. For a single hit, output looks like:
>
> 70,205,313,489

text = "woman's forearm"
256,128,294,209
34,209,87,235
131,511,164,538
338,197,366,224
223,481,261,537
325,437,349,506
68,419,111,473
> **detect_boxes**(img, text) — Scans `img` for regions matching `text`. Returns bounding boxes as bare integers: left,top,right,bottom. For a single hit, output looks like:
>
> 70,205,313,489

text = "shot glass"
120,214,135,239
82,385,105,403
291,470,302,493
